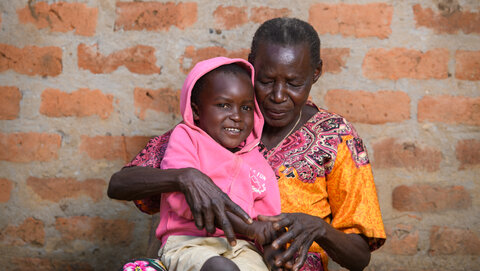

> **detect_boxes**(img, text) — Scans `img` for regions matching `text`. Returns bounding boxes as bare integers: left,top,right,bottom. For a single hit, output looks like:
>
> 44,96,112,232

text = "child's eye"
216,103,229,108
241,105,252,111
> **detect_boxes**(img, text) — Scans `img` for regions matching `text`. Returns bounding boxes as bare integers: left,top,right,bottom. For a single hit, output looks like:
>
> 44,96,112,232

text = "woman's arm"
108,166,187,200
108,166,253,245
259,213,370,271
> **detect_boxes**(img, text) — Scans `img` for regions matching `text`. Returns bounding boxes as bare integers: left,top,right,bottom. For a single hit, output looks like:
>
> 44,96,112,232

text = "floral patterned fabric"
120,258,166,271
125,102,386,270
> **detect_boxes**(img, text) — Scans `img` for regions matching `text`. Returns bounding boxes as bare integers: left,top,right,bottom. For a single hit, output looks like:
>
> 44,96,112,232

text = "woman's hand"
178,168,253,246
258,213,326,271
108,166,252,246
263,244,294,271
259,213,371,271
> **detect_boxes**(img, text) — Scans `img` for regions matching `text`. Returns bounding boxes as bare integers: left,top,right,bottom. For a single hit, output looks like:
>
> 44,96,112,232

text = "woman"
109,18,385,271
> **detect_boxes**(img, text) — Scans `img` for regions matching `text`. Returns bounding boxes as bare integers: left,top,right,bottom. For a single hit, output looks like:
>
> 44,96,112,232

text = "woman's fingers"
180,168,252,246
292,245,308,271
225,196,253,224
211,199,237,246
257,214,283,223
203,205,215,234
271,221,298,248
184,191,204,229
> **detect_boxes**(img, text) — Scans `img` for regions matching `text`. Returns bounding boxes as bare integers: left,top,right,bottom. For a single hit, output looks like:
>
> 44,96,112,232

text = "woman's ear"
313,59,322,83
191,102,200,121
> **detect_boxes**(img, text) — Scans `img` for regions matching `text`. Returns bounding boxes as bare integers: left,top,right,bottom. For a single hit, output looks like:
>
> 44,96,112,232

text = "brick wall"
0,1,478,270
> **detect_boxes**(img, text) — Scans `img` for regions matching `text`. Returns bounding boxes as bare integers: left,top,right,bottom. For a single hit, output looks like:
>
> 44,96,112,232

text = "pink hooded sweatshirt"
157,57,281,244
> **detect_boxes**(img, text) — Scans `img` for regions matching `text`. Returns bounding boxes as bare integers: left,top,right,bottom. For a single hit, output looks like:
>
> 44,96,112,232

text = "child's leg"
200,256,240,271
226,239,269,271
160,236,241,271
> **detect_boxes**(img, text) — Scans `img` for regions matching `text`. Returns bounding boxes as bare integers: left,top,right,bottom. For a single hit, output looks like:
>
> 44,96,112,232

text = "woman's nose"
272,82,287,103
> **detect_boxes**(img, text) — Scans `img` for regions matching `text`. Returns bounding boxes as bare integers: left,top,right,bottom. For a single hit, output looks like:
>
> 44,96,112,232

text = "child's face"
193,71,255,151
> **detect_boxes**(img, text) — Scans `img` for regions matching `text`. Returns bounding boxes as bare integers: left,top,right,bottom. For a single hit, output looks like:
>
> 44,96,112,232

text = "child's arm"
224,211,278,246
225,212,294,270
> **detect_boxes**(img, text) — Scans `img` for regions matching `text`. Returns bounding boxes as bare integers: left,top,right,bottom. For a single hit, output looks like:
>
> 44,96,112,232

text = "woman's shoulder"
305,102,359,139
124,129,174,168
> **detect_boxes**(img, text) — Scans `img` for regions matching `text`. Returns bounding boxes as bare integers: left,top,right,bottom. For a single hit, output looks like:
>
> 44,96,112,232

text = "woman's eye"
288,81,303,87
241,105,252,111
258,79,273,85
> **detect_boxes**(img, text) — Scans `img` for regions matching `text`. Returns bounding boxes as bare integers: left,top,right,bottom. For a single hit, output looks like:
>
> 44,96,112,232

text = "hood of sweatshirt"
180,57,263,154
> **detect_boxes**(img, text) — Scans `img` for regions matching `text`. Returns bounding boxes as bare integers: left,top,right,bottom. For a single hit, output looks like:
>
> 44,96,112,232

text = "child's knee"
200,256,240,271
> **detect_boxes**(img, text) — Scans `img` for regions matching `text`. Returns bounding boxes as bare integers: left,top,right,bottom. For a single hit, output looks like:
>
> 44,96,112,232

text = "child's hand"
246,220,278,246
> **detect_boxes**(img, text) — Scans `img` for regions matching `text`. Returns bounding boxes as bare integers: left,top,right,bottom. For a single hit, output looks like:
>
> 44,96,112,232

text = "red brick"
10,257,93,271
392,185,471,212
0,44,62,77
213,5,248,30
78,43,161,75
26,177,105,202
321,48,350,74
250,7,291,24
309,3,393,39
362,48,449,80
373,138,442,172
40,88,114,119
55,216,134,245
0,178,13,203
456,139,480,169
382,224,419,255
455,50,480,81
429,226,480,255
180,46,249,74
0,132,61,162
17,2,97,36
79,135,151,162
134,87,180,120
0,86,22,120
418,95,480,126
325,90,410,124
0,217,45,246
115,2,197,31
413,4,480,35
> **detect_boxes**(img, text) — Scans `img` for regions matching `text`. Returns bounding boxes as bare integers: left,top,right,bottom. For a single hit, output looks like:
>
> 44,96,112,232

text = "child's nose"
229,108,241,121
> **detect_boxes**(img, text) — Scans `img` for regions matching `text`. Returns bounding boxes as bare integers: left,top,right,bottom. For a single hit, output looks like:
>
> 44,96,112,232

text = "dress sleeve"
326,134,386,251
124,130,173,215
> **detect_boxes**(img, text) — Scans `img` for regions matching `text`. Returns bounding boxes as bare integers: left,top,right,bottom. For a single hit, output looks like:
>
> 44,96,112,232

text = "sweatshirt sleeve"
161,125,200,220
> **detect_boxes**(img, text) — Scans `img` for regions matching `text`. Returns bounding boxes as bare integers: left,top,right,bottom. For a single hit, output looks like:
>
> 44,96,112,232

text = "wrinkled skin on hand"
178,168,253,246
244,220,278,246
263,244,294,271
258,213,326,271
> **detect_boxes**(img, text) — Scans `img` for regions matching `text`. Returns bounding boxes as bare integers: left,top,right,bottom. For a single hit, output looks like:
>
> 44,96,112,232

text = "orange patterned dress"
258,103,386,270
128,102,385,270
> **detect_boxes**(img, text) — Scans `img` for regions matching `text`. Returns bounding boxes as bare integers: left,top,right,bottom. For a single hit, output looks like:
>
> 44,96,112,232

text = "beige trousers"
159,235,268,271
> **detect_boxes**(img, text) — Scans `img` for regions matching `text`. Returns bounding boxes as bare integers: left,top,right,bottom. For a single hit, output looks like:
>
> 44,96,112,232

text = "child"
157,57,281,271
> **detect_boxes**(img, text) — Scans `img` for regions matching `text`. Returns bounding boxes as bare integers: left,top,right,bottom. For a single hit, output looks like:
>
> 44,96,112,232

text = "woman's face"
252,42,321,128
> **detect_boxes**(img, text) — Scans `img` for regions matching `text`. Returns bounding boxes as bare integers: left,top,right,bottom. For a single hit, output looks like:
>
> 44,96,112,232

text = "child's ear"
191,102,200,121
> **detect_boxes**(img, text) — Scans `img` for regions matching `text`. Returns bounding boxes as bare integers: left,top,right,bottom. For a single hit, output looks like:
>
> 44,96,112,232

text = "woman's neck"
261,105,317,150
